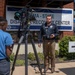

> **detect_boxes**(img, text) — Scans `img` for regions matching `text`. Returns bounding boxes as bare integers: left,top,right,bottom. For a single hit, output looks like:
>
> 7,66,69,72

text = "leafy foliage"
16,60,25,66
28,52,35,61
10,53,14,61
55,50,59,57
59,36,75,59
37,52,44,61
28,50,59,61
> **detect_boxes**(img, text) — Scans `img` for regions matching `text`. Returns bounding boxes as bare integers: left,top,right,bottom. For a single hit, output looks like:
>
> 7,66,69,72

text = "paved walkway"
12,62,75,75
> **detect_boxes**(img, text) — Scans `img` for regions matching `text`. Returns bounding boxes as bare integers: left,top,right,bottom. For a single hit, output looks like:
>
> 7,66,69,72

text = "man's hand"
50,34,55,38
38,43,41,48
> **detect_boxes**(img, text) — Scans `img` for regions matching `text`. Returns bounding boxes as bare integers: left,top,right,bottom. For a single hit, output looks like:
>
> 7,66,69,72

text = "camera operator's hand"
50,34,55,38
38,43,41,48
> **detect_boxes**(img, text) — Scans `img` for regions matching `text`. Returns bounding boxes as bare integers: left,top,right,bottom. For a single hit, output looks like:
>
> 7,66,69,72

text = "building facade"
0,0,74,42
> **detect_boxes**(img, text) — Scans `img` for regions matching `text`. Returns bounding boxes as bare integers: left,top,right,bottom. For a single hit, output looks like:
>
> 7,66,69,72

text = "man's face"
46,16,52,24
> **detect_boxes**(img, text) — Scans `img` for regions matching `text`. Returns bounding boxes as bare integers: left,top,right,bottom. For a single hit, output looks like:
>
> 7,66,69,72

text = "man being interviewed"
38,15,59,73
0,17,13,75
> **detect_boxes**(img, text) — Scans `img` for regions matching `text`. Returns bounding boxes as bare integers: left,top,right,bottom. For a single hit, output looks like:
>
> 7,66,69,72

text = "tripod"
10,28,43,75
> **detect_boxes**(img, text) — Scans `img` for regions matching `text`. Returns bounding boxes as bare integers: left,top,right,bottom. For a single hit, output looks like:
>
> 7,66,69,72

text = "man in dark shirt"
38,15,59,73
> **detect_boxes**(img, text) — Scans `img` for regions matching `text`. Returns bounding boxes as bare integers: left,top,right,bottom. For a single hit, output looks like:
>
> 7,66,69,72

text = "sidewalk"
12,61,75,75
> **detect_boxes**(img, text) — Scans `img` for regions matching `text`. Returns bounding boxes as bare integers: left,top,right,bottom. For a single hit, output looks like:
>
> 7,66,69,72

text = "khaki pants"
43,40,55,69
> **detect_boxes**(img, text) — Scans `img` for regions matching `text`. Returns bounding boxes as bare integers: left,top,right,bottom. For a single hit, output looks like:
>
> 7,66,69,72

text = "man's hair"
0,16,7,22
46,15,52,18
0,16,7,26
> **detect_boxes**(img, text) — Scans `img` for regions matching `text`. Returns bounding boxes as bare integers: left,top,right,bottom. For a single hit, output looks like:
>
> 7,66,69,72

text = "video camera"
14,5,36,27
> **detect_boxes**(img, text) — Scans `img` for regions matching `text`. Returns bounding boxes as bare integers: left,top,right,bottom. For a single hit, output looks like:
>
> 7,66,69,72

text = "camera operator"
0,17,13,75
38,15,59,73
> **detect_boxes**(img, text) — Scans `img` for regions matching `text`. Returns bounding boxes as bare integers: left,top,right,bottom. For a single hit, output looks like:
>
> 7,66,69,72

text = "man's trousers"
0,58,10,75
43,40,55,70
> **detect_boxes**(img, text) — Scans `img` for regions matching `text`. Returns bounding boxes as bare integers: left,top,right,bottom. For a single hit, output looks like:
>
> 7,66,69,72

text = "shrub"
28,51,59,61
55,50,59,58
38,52,44,61
10,54,25,66
66,53,75,60
28,52,44,61
59,36,75,60
10,53,14,61
16,60,25,66
28,52,35,61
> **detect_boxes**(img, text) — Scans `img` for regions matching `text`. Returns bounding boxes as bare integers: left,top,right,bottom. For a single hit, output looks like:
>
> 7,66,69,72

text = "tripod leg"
43,46,46,75
25,34,28,75
11,36,24,75
30,37,43,75
44,57,46,75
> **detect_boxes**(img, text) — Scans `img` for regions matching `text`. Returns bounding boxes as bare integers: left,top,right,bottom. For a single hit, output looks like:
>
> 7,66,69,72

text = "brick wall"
63,31,74,36
62,2,74,36
0,0,6,17
42,0,47,7
63,2,74,9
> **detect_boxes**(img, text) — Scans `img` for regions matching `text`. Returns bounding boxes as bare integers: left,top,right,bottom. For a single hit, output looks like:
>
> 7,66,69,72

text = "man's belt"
0,58,9,61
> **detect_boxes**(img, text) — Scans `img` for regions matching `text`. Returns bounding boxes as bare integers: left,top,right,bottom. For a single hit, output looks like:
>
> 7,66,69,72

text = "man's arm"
54,24,59,37
6,45,13,58
5,33,14,58
50,24,59,39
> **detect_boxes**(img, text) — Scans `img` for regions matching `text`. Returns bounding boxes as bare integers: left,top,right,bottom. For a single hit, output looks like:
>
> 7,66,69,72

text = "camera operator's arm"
6,44,13,57
5,34,14,58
